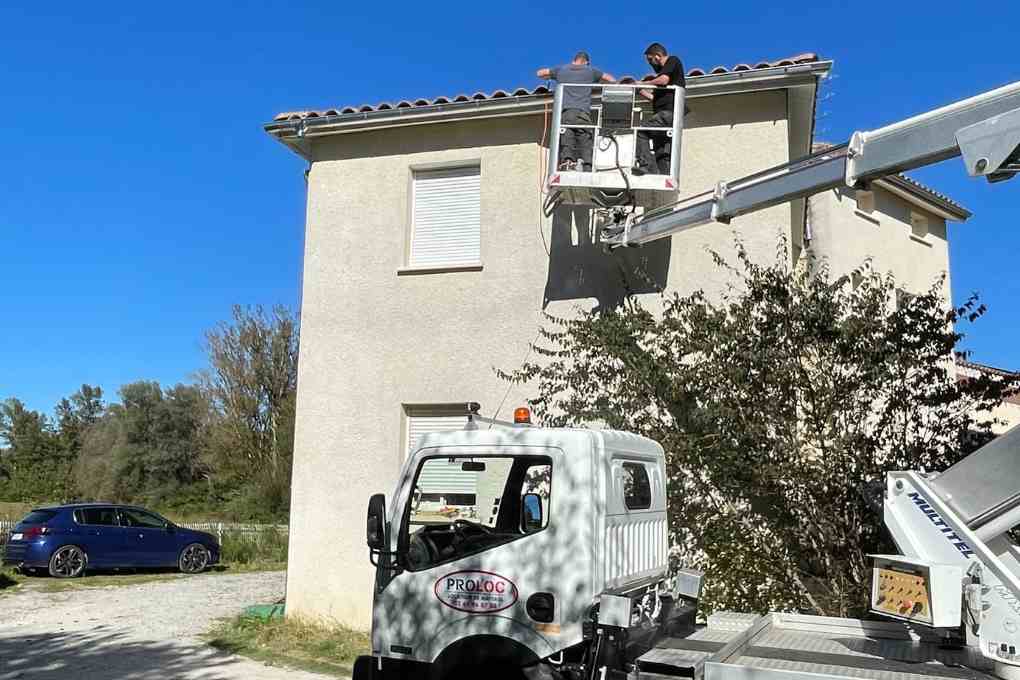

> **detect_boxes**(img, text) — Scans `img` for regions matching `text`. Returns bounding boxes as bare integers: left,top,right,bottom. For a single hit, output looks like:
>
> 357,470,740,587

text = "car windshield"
409,457,515,528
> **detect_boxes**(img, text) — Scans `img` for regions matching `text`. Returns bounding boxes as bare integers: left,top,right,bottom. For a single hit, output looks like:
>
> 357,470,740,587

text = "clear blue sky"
3,2,1018,414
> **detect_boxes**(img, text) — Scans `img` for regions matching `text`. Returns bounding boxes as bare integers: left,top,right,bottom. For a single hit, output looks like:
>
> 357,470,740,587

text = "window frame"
910,211,930,243
402,404,473,462
118,508,168,529
73,507,121,527
621,461,652,511
399,453,553,572
401,161,482,275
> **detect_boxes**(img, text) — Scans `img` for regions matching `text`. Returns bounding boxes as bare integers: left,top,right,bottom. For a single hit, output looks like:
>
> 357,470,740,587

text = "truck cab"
360,416,670,679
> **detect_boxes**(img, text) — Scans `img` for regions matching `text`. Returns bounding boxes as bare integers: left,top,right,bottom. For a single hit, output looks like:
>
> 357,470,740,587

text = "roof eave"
874,174,971,222
265,61,833,160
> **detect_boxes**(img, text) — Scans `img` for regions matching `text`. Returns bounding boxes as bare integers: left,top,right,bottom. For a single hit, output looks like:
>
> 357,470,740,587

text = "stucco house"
956,357,1020,433
264,52,969,627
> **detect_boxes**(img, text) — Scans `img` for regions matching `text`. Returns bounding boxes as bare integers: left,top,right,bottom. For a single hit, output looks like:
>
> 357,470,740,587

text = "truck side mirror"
367,494,387,551
522,493,543,533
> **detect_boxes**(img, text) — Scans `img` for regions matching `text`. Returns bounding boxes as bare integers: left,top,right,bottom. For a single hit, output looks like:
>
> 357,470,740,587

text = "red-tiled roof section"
957,357,1020,405
273,53,821,122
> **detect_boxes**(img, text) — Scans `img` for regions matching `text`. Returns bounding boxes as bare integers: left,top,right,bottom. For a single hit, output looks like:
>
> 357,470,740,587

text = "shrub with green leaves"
502,241,1018,617
220,527,288,566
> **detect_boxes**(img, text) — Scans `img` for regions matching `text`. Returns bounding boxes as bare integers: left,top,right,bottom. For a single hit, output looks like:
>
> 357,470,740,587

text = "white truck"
356,409,1020,680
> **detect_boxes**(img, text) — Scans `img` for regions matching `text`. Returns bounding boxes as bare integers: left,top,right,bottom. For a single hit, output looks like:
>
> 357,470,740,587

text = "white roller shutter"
407,412,474,495
410,166,480,267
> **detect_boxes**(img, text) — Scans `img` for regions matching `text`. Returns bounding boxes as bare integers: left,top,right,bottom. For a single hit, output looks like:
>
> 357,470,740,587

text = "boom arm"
606,80,1020,248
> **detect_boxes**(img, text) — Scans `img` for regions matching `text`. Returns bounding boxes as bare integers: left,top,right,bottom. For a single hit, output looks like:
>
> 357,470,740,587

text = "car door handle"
138,533,144,538
88,530,101,535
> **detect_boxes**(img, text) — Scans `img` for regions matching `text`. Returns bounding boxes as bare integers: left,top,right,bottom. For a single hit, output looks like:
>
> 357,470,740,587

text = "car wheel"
48,545,87,578
179,543,210,574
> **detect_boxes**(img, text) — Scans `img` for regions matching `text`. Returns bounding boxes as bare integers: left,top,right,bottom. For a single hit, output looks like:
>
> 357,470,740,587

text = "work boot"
631,164,649,176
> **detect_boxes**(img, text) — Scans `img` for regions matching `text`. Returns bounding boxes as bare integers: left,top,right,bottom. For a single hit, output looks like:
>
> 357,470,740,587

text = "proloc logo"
434,570,519,613
907,492,975,558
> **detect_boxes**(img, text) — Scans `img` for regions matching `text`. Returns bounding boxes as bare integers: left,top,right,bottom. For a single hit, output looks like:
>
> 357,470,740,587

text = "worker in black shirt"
633,43,686,175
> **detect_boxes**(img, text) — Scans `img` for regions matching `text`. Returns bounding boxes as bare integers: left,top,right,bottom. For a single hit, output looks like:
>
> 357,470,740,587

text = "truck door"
373,448,569,666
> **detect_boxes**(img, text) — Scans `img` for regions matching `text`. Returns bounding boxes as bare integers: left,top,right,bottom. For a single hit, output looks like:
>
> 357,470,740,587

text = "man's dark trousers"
560,109,593,167
636,109,674,174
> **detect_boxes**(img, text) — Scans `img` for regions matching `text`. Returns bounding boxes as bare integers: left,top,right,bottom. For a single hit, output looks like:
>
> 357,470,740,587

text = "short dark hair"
644,42,667,57
574,51,590,64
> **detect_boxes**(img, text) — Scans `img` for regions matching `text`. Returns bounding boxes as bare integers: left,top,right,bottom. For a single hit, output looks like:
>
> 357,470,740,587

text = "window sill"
854,209,881,226
397,262,484,276
909,234,932,247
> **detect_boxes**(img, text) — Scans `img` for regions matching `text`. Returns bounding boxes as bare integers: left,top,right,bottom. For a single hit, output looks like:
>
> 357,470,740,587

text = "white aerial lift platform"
544,83,685,211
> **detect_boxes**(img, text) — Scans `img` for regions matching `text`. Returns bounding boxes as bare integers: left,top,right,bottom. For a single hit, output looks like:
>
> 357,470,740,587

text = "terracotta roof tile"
272,53,820,122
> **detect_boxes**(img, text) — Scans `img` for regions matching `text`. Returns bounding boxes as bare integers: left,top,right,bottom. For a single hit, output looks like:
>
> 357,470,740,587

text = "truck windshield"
402,454,551,571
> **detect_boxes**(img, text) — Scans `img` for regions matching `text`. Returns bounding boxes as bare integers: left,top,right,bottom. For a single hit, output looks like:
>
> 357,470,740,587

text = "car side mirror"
522,493,543,533
367,494,387,551
164,522,176,534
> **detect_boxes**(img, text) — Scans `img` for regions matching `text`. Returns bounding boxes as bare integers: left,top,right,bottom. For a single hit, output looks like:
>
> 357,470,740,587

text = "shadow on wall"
0,627,241,680
543,206,671,312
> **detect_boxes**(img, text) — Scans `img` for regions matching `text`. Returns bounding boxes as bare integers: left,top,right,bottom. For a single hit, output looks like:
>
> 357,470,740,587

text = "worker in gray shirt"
537,52,616,171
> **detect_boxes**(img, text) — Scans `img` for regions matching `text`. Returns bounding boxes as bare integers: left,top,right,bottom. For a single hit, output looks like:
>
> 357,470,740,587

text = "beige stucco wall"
287,90,796,627
986,400,1020,434
806,185,952,301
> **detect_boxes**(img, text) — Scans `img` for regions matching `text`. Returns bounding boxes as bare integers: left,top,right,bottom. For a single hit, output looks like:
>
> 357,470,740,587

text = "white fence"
0,518,287,548
176,522,288,545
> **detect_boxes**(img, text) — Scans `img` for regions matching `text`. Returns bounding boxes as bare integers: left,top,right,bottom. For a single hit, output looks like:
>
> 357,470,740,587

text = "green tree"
201,305,299,520
74,382,211,506
0,398,70,502
502,243,1018,617
56,384,105,458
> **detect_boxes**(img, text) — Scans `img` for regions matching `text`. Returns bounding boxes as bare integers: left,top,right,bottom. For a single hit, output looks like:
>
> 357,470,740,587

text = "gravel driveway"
0,571,333,680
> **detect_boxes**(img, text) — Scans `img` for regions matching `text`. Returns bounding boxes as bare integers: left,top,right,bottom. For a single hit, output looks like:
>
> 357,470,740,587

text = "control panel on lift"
870,555,962,628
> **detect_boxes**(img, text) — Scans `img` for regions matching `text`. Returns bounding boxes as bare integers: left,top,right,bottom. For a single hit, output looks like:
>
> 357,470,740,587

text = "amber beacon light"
513,407,532,425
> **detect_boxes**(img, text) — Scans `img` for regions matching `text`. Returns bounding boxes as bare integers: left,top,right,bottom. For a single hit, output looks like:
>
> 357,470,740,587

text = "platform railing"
547,82,685,187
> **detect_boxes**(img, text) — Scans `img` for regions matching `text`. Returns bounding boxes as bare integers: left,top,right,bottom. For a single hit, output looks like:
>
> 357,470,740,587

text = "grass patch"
0,567,23,594
36,570,190,593
30,566,287,591
219,527,288,566
0,501,35,519
206,613,370,677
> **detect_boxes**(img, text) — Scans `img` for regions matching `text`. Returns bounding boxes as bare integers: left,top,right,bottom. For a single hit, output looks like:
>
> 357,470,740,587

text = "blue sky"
2,1,1018,414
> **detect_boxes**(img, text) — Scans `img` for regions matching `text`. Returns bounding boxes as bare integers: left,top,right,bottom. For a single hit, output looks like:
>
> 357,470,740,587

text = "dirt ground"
0,570,332,679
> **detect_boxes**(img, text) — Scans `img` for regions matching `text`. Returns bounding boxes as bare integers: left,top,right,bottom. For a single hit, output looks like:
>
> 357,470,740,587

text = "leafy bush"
220,527,288,566
503,241,1019,616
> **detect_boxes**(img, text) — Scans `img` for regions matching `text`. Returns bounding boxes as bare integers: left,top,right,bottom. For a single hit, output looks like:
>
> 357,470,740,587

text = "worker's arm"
599,72,617,84
644,74,671,87
536,67,553,79
639,89,654,101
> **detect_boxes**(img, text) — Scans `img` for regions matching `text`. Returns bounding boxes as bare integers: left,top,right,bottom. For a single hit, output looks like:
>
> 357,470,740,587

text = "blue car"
2,504,220,578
